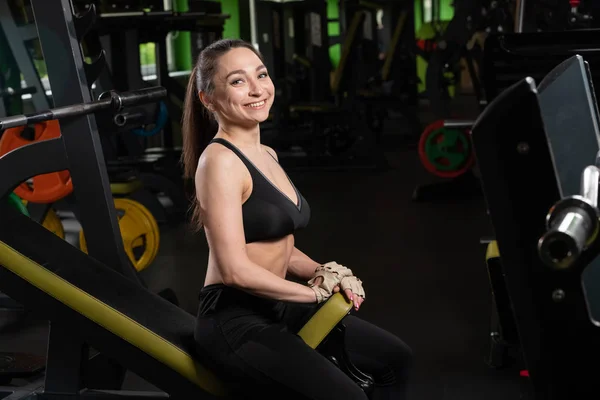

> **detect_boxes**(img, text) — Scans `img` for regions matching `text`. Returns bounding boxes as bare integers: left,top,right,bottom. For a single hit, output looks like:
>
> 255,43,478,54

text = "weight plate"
0,120,73,203
126,197,161,265
132,101,169,137
42,209,65,240
418,120,474,178
79,198,160,272
7,193,29,216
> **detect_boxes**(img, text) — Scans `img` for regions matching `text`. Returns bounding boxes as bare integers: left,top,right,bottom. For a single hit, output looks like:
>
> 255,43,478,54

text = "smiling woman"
180,38,413,400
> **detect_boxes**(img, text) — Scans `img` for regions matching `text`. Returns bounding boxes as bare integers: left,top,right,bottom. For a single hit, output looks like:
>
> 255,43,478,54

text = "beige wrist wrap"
340,276,365,299
307,261,353,292
307,261,354,303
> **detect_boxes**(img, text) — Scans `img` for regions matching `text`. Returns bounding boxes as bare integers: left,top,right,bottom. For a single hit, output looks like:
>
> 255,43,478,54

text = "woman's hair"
180,38,264,231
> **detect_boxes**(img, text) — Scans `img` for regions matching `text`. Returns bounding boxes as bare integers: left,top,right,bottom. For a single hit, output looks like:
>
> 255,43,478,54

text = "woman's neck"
215,123,261,151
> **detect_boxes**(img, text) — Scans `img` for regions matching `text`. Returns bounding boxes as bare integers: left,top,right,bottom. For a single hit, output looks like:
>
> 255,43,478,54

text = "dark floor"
0,103,529,399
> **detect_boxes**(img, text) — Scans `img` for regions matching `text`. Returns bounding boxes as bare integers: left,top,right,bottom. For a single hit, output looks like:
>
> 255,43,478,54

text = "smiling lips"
245,99,267,109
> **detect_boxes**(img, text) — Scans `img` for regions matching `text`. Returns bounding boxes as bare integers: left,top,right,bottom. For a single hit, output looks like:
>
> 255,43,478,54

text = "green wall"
221,0,240,39
414,0,455,34
170,0,239,70
328,0,341,69
173,0,192,71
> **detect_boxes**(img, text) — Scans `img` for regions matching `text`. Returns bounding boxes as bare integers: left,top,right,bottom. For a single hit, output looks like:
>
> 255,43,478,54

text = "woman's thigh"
343,315,414,399
195,313,369,400
281,302,414,377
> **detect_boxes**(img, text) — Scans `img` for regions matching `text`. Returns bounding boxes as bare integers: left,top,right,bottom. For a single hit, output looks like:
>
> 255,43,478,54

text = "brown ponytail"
180,39,264,231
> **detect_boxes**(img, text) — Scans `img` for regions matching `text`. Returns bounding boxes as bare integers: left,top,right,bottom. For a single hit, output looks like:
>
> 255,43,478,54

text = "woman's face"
204,47,275,127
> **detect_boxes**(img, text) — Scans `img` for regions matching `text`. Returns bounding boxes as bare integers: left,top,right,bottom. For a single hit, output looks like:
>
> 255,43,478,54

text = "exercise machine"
282,0,331,104
75,4,229,223
413,25,600,203
76,1,229,154
265,5,388,171
471,54,600,398
253,0,287,136
482,53,600,370
0,0,192,224
332,0,421,145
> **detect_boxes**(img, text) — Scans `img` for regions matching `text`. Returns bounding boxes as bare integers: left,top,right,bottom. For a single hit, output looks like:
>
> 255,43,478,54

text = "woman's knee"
391,336,414,370
343,316,414,375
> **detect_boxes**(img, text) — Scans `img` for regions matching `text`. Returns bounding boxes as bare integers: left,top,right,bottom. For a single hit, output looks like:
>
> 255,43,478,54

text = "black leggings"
193,284,413,399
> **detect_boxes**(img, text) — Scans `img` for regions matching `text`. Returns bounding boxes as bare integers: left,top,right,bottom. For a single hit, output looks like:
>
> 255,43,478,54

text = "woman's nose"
248,80,263,96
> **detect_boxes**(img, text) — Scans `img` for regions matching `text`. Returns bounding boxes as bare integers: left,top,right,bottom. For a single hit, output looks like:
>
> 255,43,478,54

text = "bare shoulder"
262,144,279,161
196,143,247,191
198,142,239,170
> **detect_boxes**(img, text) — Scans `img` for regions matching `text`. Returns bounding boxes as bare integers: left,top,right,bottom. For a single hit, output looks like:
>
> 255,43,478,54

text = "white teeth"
246,100,265,108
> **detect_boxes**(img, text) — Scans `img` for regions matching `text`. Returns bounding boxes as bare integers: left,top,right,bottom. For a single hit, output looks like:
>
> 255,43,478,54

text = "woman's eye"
259,72,268,79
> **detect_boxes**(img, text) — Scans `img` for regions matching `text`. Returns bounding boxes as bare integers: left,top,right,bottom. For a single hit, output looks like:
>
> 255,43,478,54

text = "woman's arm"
197,147,316,303
287,247,322,281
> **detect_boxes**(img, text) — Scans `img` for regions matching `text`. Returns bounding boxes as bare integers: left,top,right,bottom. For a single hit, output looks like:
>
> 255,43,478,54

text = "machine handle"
538,165,600,269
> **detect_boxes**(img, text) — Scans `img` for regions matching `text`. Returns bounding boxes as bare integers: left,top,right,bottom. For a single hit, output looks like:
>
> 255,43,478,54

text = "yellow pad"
297,293,353,349
0,240,228,396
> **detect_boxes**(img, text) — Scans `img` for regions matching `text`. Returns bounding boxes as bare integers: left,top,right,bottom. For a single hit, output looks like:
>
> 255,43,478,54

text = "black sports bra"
209,138,311,243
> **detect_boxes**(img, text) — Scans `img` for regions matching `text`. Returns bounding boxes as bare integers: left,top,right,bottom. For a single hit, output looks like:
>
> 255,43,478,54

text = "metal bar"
155,34,174,149
249,0,258,49
0,87,166,129
582,165,600,207
538,165,600,269
514,0,525,33
29,0,139,284
444,120,474,129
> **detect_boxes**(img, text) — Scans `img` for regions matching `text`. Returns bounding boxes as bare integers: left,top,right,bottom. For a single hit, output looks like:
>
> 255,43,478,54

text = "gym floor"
0,105,528,399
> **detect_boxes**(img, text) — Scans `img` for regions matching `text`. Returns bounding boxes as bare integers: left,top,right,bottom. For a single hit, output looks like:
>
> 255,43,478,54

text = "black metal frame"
85,7,228,155
0,0,150,396
338,0,381,94
483,29,600,107
279,0,332,104
29,0,137,280
380,0,418,106
472,76,600,398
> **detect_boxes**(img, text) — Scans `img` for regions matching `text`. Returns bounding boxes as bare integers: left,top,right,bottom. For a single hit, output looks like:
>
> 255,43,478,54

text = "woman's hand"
312,275,365,311
333,280,365,311
307,262,365,310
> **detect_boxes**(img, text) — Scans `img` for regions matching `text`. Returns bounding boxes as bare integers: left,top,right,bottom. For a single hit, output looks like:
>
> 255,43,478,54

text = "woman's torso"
203,137,310,285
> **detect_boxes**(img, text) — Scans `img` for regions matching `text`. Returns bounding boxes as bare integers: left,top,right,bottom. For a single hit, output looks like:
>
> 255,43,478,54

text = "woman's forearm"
287,247,322,280
227,258,317,303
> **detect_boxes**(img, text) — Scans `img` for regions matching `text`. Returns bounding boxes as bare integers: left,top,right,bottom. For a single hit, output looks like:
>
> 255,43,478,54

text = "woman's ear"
199,91,213,111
